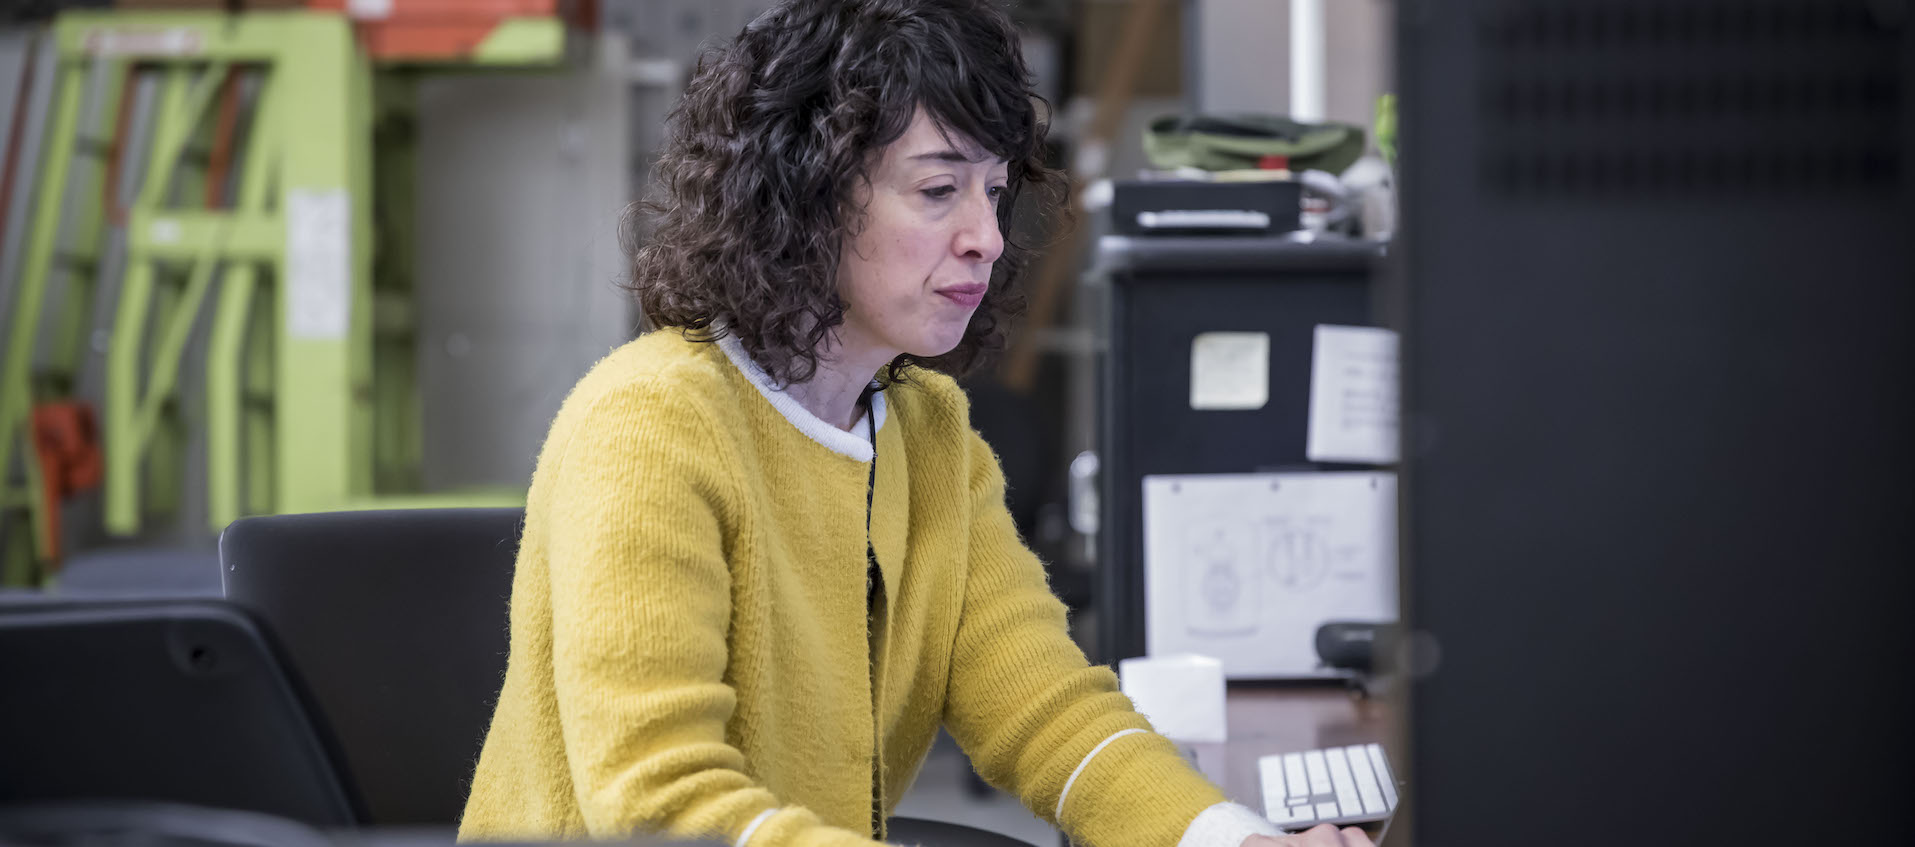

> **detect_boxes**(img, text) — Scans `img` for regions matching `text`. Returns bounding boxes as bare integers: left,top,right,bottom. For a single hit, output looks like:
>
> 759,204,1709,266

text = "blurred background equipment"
1092,235,1387,667
0,1,619,587
1312,620,1397,676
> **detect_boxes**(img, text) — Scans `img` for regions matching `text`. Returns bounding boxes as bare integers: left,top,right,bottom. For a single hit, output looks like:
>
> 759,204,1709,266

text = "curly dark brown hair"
626,0,1060,387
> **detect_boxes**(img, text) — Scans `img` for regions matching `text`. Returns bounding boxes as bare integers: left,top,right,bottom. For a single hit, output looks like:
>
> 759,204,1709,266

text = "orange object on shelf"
29,402,105,567
350,22,502,61
305,0,592,62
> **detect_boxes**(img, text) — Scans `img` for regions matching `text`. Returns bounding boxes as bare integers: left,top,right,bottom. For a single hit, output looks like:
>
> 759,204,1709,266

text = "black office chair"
50,547,224,596
220,509,1036,847
0,597,359,826
0,803,338,847
219,509,523,827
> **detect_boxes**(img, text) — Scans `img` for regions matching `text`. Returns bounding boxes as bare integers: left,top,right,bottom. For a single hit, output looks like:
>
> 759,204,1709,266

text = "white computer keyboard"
1258,743,1400,830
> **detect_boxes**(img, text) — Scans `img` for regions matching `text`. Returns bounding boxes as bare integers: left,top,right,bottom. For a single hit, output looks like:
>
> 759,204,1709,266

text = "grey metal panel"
414,64,633,491
1191,0,1394,130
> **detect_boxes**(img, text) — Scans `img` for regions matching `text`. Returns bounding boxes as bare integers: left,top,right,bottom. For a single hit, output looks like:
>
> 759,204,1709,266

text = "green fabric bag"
1144,113,1367,175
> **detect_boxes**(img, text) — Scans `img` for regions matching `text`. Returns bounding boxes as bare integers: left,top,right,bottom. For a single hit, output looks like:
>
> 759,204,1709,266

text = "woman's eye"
923,185,958,199
987,185,1006,202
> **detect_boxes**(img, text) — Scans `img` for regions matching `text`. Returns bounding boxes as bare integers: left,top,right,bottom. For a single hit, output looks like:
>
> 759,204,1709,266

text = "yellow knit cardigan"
458,330,1227,847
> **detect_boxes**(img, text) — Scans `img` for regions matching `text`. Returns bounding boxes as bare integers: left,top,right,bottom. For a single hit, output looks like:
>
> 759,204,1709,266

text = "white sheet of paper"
286,188,352,341
348,0,395,19
1142,472,1397,679
1118,654,1228,743
1305,325,1400,464
1190,331,1270,410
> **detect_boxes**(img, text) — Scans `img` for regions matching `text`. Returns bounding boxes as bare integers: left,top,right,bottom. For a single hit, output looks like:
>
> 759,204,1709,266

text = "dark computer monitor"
1395,1,1913,845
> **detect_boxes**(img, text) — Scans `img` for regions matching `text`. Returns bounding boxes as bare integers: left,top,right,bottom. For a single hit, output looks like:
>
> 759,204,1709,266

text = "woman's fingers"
1336,825,1375,846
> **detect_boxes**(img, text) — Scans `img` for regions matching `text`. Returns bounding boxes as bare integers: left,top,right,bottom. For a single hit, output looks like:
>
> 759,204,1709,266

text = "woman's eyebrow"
908,149,1001,165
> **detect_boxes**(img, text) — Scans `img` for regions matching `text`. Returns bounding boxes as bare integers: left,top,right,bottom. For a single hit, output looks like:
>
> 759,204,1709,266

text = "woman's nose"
954,193,1004,263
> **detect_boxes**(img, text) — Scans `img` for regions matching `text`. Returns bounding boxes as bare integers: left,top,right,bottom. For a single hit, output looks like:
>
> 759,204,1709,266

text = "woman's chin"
904,328,968,360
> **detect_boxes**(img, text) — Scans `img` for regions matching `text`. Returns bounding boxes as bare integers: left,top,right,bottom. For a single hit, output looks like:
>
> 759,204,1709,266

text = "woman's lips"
937,282,988,308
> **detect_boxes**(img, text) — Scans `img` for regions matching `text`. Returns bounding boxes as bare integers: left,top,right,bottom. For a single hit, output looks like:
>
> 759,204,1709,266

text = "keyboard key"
1343,744,1388,816
1315,801,1339,821
1268,802,1311,826
1365,743,1399,809
1304,751,1332,795
1324,746,1364,818
1259,756,1287,819
1283,753,1309,803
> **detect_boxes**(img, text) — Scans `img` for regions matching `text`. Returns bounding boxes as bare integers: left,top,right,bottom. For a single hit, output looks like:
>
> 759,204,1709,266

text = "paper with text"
1305,325,1399,464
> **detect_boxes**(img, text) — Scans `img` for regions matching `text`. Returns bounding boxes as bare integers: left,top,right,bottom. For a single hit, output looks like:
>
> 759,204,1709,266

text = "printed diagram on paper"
1143,472,1397,678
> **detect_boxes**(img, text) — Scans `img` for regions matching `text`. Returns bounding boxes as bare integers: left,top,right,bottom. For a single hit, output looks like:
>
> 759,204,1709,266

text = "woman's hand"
1243,824,1375,847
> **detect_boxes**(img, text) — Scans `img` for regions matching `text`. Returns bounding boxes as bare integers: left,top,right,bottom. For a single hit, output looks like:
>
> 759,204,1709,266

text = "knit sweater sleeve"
544,383,882,847
940,427,1229,847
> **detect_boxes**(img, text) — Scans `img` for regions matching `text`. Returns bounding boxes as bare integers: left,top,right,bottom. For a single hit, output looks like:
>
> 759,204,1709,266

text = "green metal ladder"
1,44,134,584
0,11,423,584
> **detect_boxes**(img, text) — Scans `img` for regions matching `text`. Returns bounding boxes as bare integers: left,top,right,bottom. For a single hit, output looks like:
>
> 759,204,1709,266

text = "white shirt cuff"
1177,802,1282,847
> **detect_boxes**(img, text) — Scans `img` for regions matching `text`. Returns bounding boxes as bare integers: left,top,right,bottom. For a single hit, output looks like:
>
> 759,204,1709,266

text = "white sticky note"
1305,325,1399,464
1190,331,1270,410
83,28,203,57
1118,653,1228,743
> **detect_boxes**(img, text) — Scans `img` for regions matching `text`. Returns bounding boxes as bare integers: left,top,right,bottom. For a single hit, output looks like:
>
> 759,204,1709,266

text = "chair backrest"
218,509,524,826
0,597,358,826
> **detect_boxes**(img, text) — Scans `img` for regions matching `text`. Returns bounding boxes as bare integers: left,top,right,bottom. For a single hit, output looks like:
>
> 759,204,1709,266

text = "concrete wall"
412,47,635,492
1191,0,1394,130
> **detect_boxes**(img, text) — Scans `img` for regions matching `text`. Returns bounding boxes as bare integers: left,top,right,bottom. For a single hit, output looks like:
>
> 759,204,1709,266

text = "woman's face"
835,108,1008,364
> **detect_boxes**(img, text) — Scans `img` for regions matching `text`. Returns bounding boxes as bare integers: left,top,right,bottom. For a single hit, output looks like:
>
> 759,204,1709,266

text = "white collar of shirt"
716,333,886,462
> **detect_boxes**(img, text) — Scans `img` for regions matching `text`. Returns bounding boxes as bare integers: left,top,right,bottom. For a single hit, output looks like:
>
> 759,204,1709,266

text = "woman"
458,2,1370,847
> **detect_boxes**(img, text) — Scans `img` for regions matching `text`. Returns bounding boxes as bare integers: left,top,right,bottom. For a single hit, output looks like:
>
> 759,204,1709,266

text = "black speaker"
1314,621,1401,674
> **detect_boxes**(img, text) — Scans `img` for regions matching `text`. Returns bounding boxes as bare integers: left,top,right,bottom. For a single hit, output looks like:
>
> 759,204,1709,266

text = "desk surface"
1190,683,1397,831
